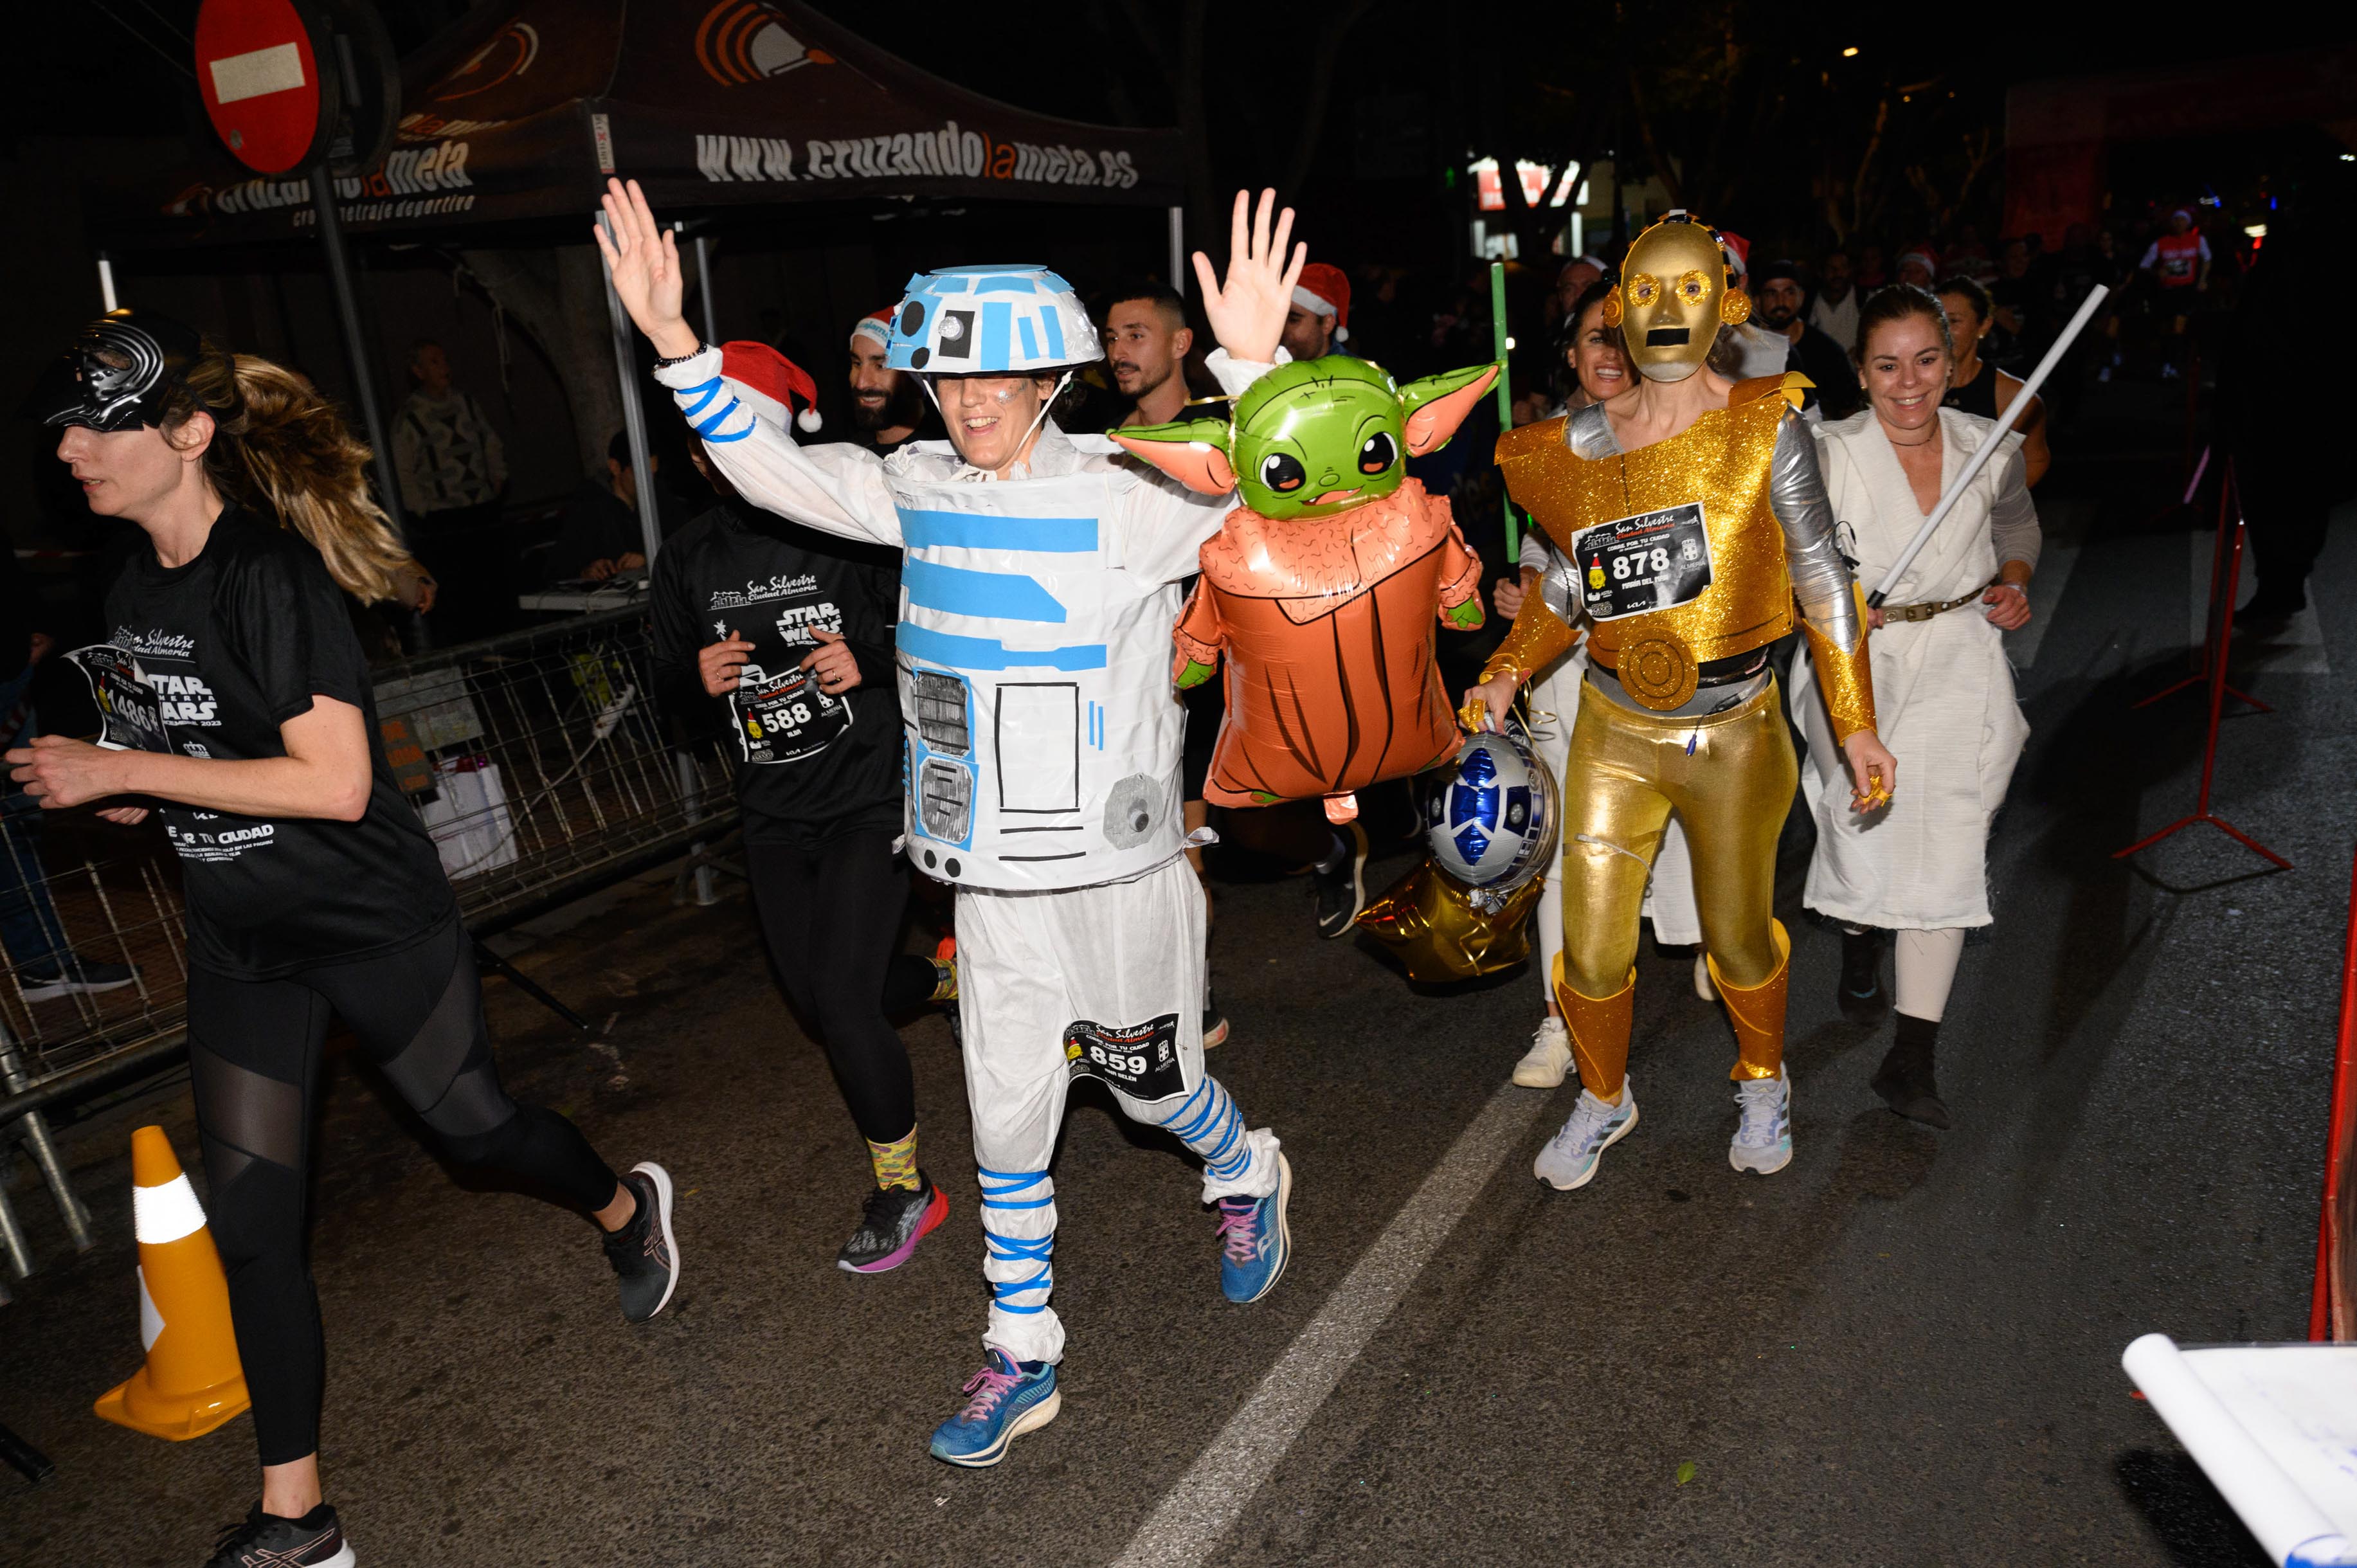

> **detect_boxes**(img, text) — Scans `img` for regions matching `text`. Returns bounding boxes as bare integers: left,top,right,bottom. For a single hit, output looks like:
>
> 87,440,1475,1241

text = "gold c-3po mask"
1603,212,1751,383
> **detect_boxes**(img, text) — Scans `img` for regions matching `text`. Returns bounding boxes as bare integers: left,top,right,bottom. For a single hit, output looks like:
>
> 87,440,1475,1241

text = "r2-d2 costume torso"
887,446,1188,891
653,270,1284,1367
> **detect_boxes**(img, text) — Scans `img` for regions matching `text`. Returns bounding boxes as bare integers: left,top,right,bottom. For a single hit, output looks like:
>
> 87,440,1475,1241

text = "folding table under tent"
98,0,1189,561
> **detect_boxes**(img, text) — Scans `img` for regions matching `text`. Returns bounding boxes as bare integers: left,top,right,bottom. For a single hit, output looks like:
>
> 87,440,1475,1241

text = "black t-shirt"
650,500,903,845
101,506,456,979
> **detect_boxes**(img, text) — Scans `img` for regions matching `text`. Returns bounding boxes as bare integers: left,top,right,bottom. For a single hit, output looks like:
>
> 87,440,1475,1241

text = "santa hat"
1897,248,1940,278
1292,262,1351,343
719,341,822,433
849,308,893,352
1719,230,1753,276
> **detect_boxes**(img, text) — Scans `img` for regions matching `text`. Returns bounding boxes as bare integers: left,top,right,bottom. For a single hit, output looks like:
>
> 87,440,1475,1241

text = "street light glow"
1841,46,1859,57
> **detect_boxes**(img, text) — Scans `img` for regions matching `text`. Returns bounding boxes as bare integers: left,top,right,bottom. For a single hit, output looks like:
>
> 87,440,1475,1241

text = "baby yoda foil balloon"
1112,356,1499,807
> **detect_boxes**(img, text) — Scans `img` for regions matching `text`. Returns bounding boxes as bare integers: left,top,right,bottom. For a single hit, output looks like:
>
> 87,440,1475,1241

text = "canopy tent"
96,0,1188,568
106,0,1185,245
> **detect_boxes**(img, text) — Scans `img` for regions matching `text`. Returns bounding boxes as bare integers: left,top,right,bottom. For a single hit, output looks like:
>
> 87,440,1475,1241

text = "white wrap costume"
1791,408,2039,930
655,346,1284,1365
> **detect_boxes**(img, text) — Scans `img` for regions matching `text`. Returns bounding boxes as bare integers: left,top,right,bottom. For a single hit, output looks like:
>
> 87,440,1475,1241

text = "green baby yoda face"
1110,356,1499,519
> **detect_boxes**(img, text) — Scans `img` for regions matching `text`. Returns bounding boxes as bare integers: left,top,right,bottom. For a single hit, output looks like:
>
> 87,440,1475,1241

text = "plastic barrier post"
2313,845,2357,1341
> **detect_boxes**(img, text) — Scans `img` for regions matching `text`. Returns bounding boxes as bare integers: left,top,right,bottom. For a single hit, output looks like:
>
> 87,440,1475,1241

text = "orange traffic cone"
93,1126,249,1439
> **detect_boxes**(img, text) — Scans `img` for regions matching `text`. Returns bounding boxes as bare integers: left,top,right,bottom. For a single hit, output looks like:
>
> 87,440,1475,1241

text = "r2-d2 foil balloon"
1426,723,1557,892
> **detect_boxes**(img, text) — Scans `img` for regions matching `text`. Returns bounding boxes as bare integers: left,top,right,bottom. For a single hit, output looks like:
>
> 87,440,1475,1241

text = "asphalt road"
4,412,2345,1567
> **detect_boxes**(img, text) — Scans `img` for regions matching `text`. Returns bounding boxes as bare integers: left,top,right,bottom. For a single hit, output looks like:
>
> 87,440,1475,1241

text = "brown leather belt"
1879,579,1998,623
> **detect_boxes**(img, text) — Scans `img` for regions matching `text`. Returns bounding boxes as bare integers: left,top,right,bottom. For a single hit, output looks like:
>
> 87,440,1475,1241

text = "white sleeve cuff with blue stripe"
651,345,758,444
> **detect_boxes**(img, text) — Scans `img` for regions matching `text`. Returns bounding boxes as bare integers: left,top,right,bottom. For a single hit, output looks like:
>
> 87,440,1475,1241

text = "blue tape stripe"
701,422,752,444
980,301,1011,366
903,557,1066,624
691,397,742,437
896,509,1097,552
1016,314,1040,361
897,624,1106,672
680,378,725,419
1037,303,1065,361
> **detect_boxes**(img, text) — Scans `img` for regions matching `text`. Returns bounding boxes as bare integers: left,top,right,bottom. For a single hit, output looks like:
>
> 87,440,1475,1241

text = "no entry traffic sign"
194,0,325,175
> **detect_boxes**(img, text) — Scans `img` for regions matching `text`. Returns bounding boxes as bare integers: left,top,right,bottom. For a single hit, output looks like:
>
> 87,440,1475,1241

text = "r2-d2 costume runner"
652,267,1287,1371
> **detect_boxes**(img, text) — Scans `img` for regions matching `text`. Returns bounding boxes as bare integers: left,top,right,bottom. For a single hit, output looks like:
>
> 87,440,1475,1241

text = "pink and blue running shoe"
928,1349,1061,1467
1215,1151,1293,1304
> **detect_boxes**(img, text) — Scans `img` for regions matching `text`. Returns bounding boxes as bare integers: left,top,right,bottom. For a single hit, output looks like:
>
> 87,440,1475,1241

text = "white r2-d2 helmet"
1426,724,1558,892
883,266,1102,375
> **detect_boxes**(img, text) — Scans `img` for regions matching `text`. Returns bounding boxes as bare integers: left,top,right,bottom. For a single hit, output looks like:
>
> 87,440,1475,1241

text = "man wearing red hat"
847,307,932,456
1281,260,1353,363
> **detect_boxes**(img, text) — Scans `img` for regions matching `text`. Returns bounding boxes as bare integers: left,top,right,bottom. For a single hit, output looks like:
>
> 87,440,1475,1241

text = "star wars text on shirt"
113,624,275,863
703,579,853,764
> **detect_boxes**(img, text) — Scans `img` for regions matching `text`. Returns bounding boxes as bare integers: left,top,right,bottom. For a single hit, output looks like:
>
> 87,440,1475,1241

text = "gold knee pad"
1708,918,1791,1081
1551,953,1636,1102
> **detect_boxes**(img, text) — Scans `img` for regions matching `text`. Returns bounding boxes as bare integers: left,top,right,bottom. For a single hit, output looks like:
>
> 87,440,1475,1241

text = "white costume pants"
955,854,1281,1365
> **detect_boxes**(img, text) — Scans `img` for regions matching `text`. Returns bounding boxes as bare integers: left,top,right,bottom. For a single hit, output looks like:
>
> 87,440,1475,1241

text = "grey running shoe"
204,1503,356,1567
1729,1074,1794,1175
838,1174,949,1274
1533,1081,1638,1190
1203,986,1230,1050
602,1162,679,1322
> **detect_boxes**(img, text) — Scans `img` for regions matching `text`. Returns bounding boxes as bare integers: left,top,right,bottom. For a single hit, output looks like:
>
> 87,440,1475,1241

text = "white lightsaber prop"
1868,282,2109,608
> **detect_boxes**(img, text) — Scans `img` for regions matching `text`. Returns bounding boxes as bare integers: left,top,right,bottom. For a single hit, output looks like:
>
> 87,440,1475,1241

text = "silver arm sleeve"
1770,411,1863,653
1987,442,2043,573
1538,541,1580,620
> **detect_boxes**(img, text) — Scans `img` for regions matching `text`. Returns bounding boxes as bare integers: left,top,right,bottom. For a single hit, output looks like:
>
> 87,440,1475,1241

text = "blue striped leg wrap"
1157,1077,1252,1185
978,1166,1054,1315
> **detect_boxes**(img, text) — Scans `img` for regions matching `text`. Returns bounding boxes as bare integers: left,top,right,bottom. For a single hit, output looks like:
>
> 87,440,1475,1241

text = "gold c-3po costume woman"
1463,212,1899,1189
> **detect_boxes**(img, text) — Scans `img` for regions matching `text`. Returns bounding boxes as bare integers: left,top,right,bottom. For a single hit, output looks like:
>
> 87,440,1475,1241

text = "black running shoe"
602,1162,679,1322
838,1173,949,1274
19,955,137,1002
1838,928,1888,1025
1312,820,1369,940
204,1503,355,1567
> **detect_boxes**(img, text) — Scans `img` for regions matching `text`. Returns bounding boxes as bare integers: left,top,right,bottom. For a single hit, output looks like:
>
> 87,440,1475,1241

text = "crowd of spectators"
343,199,2252,662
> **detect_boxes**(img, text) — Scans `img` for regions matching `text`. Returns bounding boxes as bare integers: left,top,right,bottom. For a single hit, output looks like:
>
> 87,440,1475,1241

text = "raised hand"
593,177,700,359
1191,189,1306,365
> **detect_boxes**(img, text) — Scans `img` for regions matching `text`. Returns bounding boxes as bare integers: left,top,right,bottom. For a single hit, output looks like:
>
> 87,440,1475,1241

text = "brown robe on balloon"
1173,475,1484,807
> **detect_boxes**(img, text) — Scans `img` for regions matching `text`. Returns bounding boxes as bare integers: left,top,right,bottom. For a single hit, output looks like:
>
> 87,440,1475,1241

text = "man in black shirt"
1753,260,1857,419
549,430,676,583
653,344,953,1273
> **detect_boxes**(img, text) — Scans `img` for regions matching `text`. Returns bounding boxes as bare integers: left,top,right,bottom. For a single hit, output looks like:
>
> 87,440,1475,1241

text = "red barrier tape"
2311,844,2357,1340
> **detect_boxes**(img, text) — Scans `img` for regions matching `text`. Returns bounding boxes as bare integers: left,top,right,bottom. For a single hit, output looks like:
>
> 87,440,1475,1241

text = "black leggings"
188,917,619,1466
747,827,934,1147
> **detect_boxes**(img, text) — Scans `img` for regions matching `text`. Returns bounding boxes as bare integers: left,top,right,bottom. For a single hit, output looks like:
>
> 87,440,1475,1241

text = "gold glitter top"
1496,381,1796,668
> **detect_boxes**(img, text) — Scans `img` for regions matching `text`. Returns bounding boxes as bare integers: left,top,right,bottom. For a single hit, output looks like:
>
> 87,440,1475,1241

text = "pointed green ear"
1110,417,1238,496
1398,363,1500,456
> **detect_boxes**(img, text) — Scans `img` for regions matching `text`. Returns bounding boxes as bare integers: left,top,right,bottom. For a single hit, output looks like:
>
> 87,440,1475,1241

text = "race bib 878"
1572,502,1714,621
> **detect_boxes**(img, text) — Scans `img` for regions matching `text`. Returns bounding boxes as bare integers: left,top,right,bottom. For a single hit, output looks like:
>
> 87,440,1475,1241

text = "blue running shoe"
1215,1151,1292,1304
928,1350,1060,1468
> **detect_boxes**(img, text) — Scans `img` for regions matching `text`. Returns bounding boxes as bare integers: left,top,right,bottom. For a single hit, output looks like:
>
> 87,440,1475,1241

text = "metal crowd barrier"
0,607,736,1212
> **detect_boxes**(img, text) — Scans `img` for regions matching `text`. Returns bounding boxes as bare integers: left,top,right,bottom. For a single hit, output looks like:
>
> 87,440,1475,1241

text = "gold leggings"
1556,676,1796,1095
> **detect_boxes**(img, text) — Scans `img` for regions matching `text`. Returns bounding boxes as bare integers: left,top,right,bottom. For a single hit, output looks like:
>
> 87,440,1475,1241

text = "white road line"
1112,1081,1551,1568
2191,532,2329,674
2004,540,2078,672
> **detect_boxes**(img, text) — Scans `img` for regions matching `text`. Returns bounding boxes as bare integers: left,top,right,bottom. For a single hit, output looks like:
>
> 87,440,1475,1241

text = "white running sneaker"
1533,1080,1638,1191
1729,1073,1793,1175
1693,951,1717,1002
1512,1017,1573,1088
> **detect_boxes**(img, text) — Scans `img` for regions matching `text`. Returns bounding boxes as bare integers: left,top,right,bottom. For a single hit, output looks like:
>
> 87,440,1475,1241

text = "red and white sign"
194,0,324,175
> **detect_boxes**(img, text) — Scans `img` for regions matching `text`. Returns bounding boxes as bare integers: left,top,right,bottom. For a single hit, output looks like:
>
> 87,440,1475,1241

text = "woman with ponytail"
15,312,681,1568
